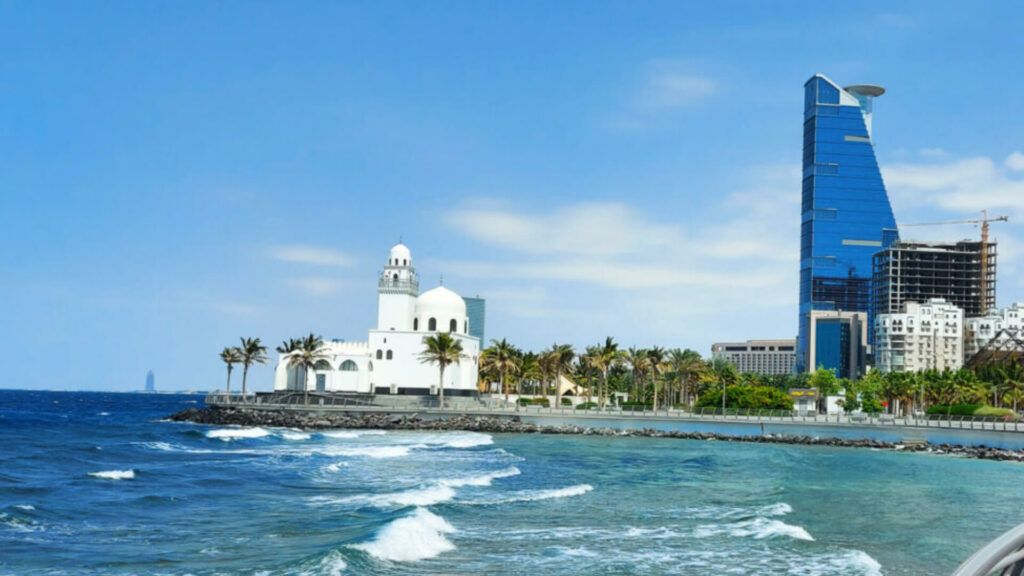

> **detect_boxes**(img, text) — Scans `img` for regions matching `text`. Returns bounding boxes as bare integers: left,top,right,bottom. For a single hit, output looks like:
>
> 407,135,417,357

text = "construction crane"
898,210,1009,315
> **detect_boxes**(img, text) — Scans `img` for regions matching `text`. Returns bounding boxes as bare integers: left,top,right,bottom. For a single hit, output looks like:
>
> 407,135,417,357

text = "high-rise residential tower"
797,75,899,373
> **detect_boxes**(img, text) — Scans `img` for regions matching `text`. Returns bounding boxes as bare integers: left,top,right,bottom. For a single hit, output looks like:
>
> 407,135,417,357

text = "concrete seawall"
172,404,1024,460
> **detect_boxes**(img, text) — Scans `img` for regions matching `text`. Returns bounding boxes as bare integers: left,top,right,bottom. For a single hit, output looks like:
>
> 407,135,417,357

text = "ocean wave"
351,507,456,562
801,550,882,576
694,517,814,541
0,512,44,533
313,466,521,509
206,427,271,440
140,441,255,455
440,466,521,488
14,505,35,511
88,469,136,481
320,430,387,439
98,412,110,416
281,430,312,441
296,550,348,576
757,502,793,517
466,484,593,506
327,444,422,459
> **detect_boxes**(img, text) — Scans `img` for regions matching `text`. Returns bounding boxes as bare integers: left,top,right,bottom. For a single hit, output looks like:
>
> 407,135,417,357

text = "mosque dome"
389,243,411,267
416,285,467,333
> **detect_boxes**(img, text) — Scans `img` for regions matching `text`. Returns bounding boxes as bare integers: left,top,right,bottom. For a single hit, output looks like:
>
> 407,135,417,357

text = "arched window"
368,361,374,372
428,317,437,331
392,273,398,283
386,350,393,360
314,360,332,371
449,319,457,332
403,259,407,266
413,318,419,331
376,350,383,360
340,360,358,371
464,320,468,333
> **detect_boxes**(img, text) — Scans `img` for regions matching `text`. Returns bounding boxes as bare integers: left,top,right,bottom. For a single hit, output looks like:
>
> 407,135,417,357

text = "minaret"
377,243,419,331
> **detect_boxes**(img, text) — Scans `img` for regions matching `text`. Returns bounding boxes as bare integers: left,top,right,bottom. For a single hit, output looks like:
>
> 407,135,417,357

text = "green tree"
549,343,575,407
238,337,269,399
646,346,669,411
668,349,705,408
624,347,648,403
287,334,329,405
219,347,243,394
481,338,521,402
419,332,465,409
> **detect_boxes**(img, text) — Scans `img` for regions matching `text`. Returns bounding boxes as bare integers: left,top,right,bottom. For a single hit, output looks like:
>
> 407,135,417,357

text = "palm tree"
220,347,243,395
481,338,521,403
238,337,269,399
646,346,668,411
624,347,648,404
419,332,465,409
538,350,558,405
590,337,620,408
287,334,328,405
550,343,575,408
670,349,705,408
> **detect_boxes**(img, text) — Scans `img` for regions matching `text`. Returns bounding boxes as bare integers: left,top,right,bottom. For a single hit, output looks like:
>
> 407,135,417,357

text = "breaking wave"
466,484,593,505
88,469,136,481
320,430,387,439
351,508,456,562
206,427,270,440
694,517,814,541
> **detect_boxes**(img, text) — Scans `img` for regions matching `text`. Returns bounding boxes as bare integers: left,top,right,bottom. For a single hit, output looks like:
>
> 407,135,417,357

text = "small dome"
389,243,411,266
417,285,466,327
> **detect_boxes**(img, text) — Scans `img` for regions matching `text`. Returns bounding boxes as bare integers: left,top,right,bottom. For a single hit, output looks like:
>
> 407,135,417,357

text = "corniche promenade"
169,405,1024,463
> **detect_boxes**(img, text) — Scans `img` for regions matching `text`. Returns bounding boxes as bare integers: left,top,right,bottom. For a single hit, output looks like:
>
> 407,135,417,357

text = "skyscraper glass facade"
463,296,486,343
797,75,899,372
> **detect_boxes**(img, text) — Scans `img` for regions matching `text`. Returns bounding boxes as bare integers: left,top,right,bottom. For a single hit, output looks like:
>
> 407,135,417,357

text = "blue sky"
4,2,1024,391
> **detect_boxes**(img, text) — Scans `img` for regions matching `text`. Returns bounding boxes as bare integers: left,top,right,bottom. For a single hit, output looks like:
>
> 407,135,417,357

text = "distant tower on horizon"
145,370,155,393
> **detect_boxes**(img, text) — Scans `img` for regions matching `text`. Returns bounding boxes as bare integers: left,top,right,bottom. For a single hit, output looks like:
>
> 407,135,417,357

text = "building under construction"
871,239,996,320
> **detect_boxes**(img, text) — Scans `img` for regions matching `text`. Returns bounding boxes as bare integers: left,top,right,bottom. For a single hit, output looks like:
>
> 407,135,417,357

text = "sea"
2,390,1023,575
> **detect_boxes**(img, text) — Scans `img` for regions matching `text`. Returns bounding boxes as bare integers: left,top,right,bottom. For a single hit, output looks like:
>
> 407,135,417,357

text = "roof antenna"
439,274,444,286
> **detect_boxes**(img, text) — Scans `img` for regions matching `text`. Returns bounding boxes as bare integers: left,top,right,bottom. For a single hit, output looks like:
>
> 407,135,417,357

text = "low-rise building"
964,302,1024,361
874,298,963,373
710,339,796,375
806,310,868,380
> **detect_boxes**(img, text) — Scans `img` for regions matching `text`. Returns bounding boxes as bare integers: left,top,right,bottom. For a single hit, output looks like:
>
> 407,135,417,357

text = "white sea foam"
440,466,520,488
321,430,387,439
435,433,493,449
694,517,814,541
757,502,793,517
88,469,136,481
280,430,312,441
324,462,348,473
471,484,593,505
141,441,255,455
297,550,347,576
0,512,43,533
14,505,35,511
329,444,421,459
98,412,110,416
351,508,456,562
206,427,270,440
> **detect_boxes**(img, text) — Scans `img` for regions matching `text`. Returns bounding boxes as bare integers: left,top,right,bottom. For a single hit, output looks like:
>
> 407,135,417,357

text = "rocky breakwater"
167,407,1024,463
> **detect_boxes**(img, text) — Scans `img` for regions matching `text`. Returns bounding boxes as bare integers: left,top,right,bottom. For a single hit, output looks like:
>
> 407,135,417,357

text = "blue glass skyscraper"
797,75,899,373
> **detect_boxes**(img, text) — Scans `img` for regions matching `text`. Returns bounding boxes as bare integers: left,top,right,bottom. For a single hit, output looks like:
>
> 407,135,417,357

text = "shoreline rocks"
166,407,1024,463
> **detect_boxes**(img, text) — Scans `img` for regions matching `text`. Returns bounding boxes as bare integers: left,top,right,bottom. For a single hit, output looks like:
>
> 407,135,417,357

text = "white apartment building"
874,298,963,373
710,339,796,375
964,302,1024,361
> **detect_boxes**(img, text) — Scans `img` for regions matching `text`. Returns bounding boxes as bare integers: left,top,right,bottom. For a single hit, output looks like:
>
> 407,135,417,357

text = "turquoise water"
2,390,1023,575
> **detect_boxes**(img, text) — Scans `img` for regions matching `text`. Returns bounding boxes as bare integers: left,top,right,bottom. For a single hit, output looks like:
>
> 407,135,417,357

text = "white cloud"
1007,151,1024,171
637,70,718,111
919,148,949,158
883,155,1024,216
269,245,353,267
287,277,349,297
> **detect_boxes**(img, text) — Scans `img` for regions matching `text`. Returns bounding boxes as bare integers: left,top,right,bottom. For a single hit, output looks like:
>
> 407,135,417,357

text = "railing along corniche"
202,393,1024,432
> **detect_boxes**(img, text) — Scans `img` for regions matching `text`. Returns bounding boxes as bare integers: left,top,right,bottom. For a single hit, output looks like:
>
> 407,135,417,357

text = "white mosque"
273,243,481,396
